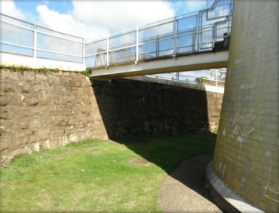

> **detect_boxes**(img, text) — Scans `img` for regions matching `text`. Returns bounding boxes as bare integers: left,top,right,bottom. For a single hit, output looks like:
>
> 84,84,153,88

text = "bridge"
0,0,233,81
86,0,233,80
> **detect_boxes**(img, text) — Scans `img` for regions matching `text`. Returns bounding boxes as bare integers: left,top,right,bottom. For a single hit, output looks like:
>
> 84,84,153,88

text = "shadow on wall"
91,78,209,138
91,78,219,208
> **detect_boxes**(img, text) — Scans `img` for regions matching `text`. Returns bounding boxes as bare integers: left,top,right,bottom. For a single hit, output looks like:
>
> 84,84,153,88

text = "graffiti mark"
232,125,255,137
223,110,260,142
240,83,256,89
232,111,257,127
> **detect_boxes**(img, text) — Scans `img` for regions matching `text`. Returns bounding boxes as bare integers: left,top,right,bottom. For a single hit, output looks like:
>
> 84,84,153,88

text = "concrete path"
158,154,223,213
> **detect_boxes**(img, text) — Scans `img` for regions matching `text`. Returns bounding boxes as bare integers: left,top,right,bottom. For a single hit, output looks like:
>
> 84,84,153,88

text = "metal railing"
146,73,200,85
201,69,226,87
0,0,233,68
85,0,233,68
0,13,84,64
147,69,226,87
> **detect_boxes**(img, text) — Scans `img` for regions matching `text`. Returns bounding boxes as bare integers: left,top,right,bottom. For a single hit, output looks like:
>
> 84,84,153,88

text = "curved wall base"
206,161,264,213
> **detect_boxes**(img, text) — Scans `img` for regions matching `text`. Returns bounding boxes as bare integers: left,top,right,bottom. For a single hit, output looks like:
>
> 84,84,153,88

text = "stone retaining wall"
92,78,222,138
0,69,107,166
0,68,223,166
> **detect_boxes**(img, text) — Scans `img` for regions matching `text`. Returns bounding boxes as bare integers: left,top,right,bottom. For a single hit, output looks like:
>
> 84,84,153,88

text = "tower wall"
213,1,279,212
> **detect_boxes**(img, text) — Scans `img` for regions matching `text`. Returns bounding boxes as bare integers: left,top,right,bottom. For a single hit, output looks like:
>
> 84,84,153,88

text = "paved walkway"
158,154,223,213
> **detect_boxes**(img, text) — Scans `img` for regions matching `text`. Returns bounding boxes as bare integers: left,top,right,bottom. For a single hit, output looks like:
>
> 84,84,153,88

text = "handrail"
0,0,233,68
86,22,233,60
0,13,84,64
86,0,233,68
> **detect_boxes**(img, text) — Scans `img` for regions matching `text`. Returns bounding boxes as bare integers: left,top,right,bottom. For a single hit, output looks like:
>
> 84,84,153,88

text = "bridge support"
209,1,279,212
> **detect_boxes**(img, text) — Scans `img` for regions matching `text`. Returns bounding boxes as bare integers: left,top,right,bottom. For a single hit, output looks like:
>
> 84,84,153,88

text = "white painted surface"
0,52,86,71
204,85,224,94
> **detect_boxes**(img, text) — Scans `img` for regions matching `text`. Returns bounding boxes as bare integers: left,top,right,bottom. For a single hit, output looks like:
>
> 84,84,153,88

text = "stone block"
47,75,60,86
24,97,39,106
21,71,35,80
0,134,12,151
0,80,18,93
0,96,10,106
36,73,48,82
61,77,75,87
0,69,19,80
17,81,32,93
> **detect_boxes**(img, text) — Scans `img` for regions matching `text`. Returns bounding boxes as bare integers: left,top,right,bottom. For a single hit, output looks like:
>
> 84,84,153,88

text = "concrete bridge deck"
89,51,228,80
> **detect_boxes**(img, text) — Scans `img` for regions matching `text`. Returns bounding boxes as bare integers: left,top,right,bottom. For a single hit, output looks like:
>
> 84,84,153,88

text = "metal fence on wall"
147,69,226,87
0,13,84,64
85,0,233,68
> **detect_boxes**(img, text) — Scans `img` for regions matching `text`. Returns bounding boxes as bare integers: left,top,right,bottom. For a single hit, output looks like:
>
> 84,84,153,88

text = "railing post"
83,40,85,65
33,25,37,59
106,37,109,68
193,15,198,52
136,26,139,64
196,14,200,52
228,3,232,35
156,36,159,58
192,29,195,52
212,23,217,48
173,18,177,56
215,70,218,87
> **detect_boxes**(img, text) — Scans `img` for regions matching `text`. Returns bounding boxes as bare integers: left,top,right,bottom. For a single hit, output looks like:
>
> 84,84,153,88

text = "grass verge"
0,132,217,212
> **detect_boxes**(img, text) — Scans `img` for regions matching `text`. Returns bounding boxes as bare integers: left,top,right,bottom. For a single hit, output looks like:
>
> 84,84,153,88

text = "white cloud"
169,0,207,16
35,5,108,42
3,0,213,45
72,1,174,32
0,0,25,19
35,1,175,43
183,1,207,13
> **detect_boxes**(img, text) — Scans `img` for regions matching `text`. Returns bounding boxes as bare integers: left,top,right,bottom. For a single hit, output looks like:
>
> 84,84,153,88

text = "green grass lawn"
0,133,217,212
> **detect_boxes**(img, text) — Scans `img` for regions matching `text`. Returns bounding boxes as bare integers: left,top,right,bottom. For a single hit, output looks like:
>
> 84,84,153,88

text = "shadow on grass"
91,78,220,209
114,132,216,173
114,132,217,206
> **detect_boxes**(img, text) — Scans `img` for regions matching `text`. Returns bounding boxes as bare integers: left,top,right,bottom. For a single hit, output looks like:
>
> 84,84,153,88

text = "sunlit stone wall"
0,69,108,166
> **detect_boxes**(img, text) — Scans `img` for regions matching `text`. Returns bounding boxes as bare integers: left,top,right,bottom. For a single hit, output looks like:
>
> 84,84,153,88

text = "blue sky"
12,0,208,20
0,0,209,42
15,0,74,15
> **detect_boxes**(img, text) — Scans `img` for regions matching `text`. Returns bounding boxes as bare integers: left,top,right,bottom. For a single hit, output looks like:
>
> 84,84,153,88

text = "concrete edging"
205,161,265,213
